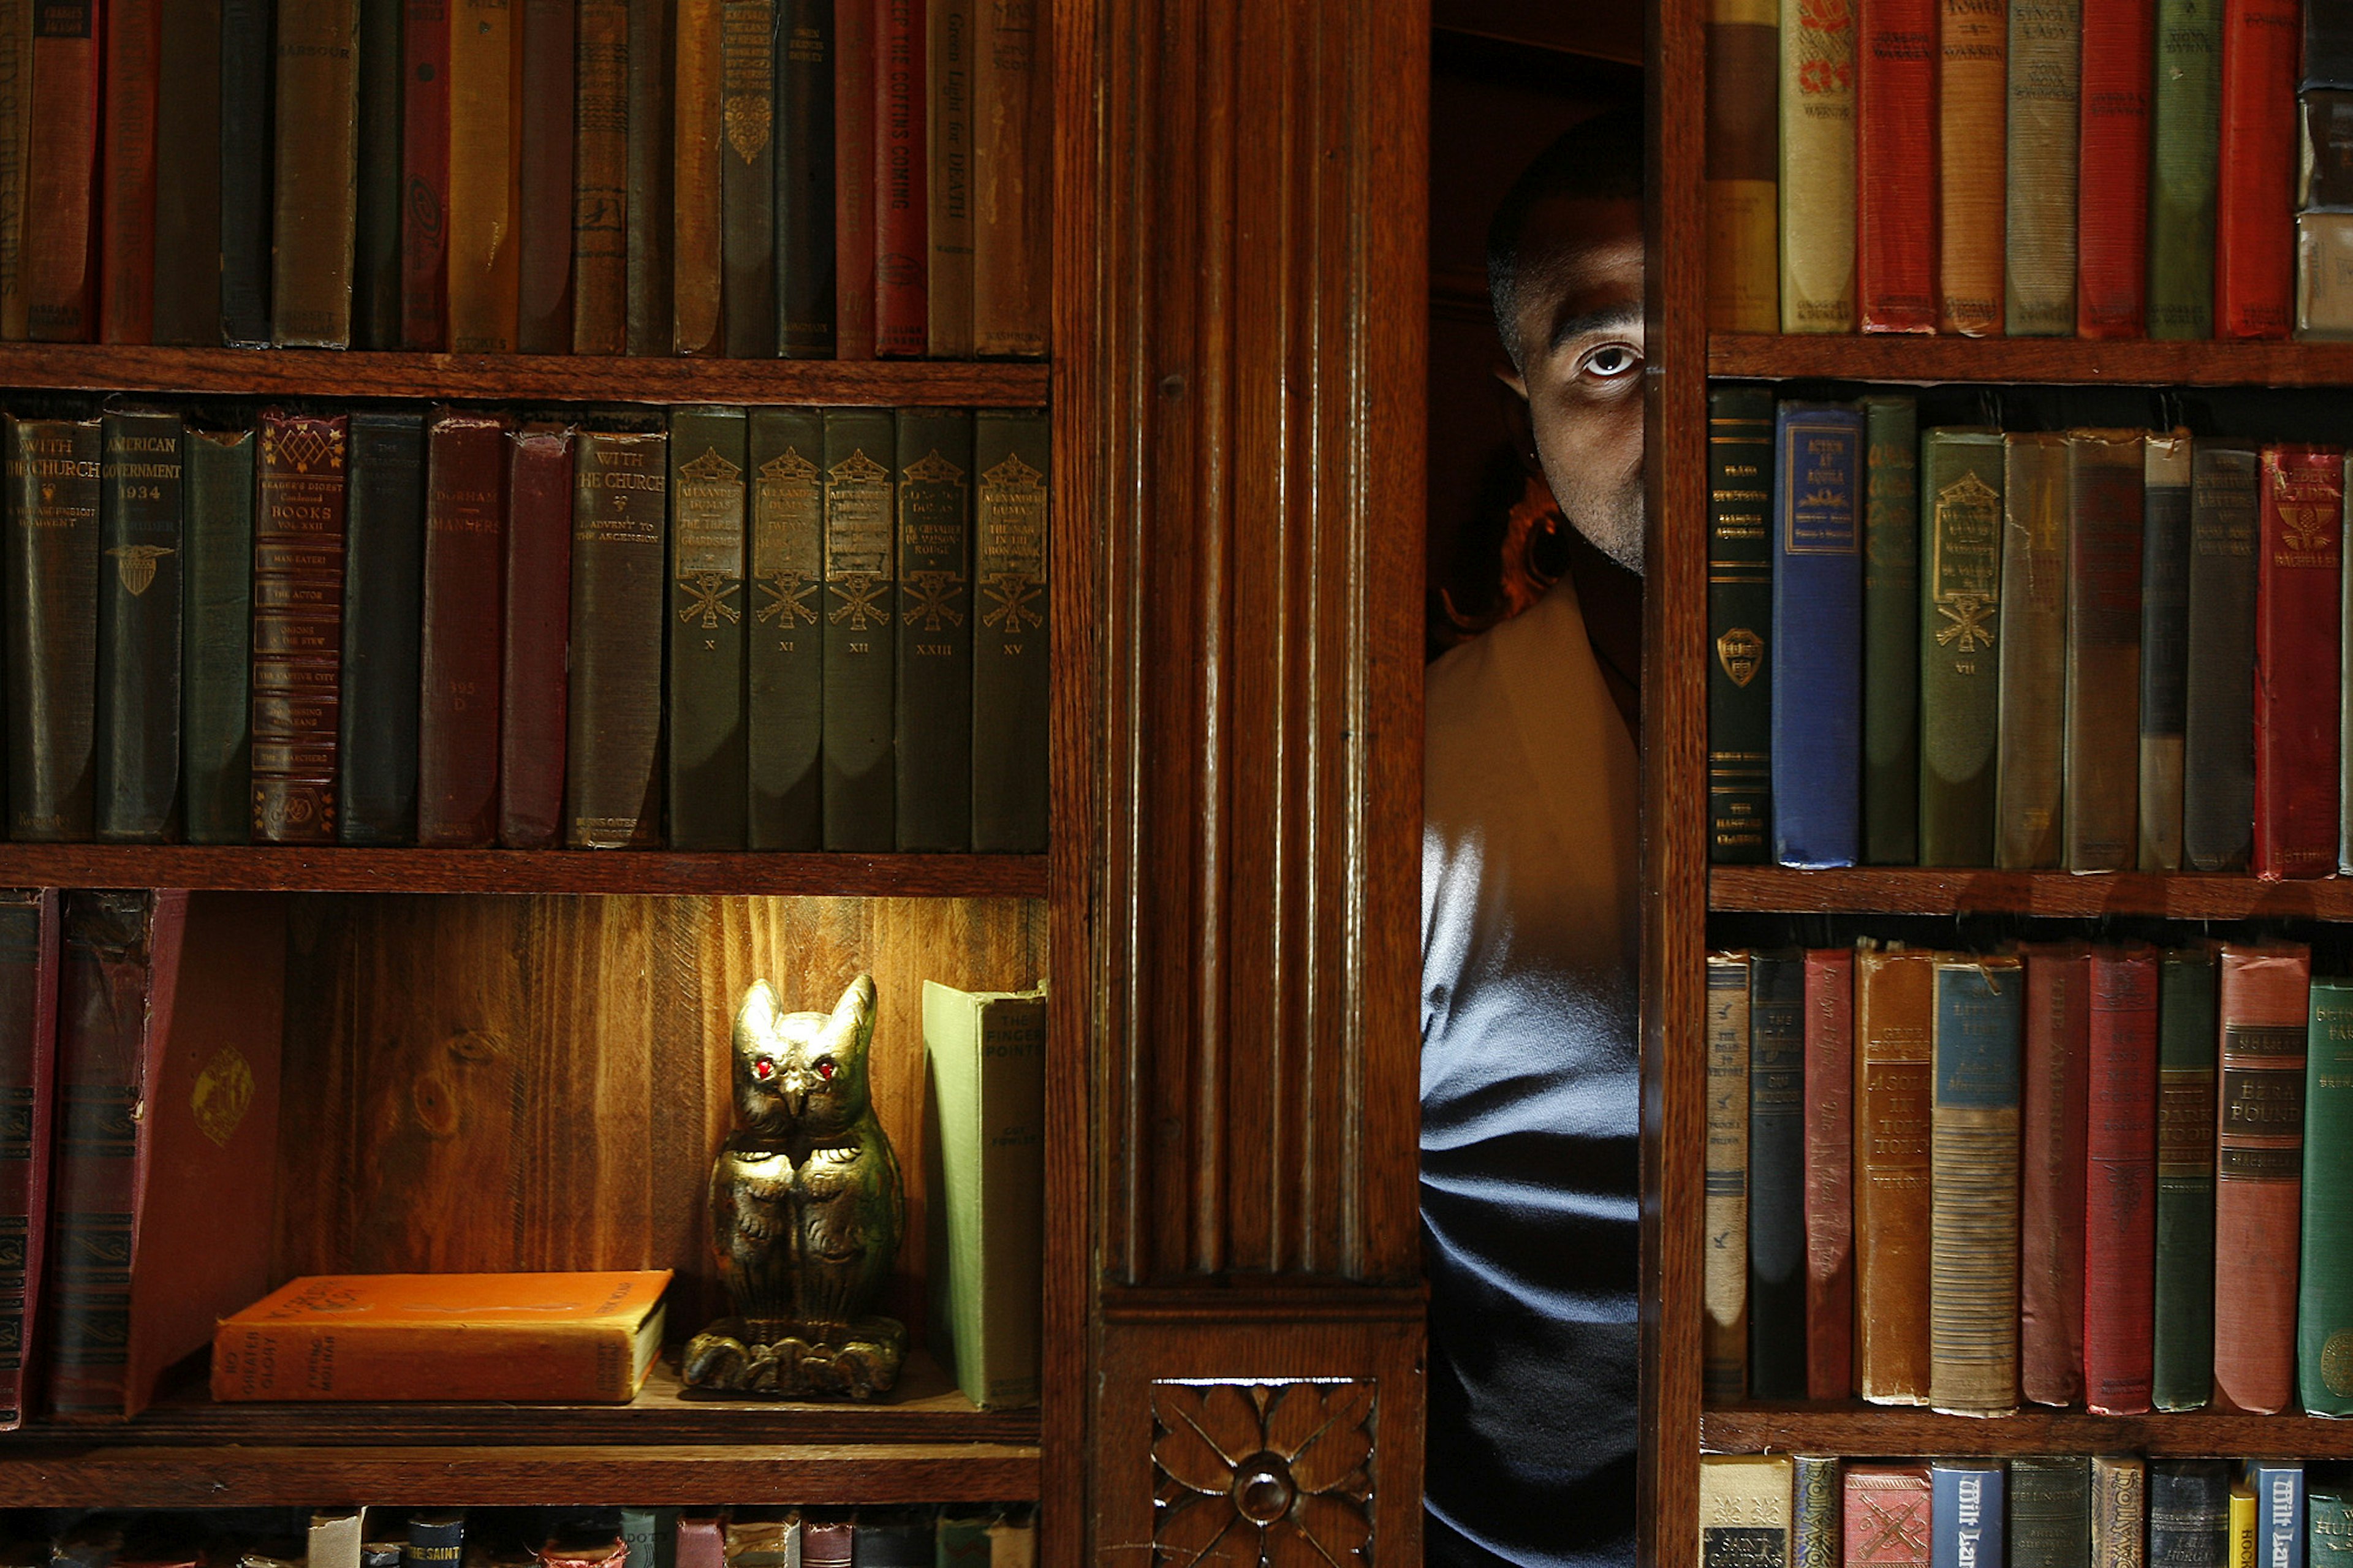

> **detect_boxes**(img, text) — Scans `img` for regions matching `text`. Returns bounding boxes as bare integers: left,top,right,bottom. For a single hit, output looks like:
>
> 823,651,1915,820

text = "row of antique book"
1700,1453,2335,1568
1707,385,2351,877
1704,939,2353,1415
1,401,1050,855
1706,0,2353,338
0,0,1047,360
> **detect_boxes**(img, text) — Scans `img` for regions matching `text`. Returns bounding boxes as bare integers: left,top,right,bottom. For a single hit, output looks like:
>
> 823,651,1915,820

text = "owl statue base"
680,1313,908,1399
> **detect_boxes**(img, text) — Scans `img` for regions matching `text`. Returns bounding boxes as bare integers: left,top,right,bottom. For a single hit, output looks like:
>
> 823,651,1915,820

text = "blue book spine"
1770,401,1865,867
2253,1463,2305,1568
1932,1463,2006,1568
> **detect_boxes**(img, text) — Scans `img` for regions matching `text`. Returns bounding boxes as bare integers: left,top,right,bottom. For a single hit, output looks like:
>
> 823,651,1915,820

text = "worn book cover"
1707,0,1779,330
2019,941,2089,1406
1918,428,2004,866
2062,430,2144,871
2183,441,2259,871
94,411,185,843
2254,445,2341,879
2004,0,2080,335
1862,395,1919,863
2084,943,2157,1415
1779,0,1856,331
2139,433,2193,871
2213,942,2311,1413
2075,0,2153,335
2300,980,2353,1414
1802,947,1854,1400
1704,951,1751,1403
1937,0,2006,333
1928,955,2022,1415
2153,944,2219,1411
1855,941,1934,1403
1700,1456,1794,1568
1770,401,1863,868
1708,385,1774,865
1748,949,1806,1399
1995,431,2067,870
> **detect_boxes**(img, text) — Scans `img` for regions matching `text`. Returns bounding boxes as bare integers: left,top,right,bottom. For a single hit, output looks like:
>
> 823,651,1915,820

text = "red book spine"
835,0,877,357
0,890,58,1431
1843,1465,1933,1567
497,425,573,848
2212,942,2310,1414
2074,0,2153,336
2215,0,2297,338
2018,941,2090,1407
417,411,510,847
2083,943,2156,1415
1803,947,1855,1399
24,1,100,341
97,0,158,344
1857,0,1938,331
2253,445,2342,880
875,0,925,355
403,0,452,350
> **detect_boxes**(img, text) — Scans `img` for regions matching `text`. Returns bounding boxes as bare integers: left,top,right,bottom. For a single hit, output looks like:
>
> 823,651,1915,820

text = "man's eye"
1579,343,1641,380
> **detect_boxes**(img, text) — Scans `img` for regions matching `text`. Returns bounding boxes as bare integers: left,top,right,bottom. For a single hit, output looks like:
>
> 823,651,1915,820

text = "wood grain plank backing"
1702,1405,2353,1458
1710,866,2353,919
1710,332,2353,387
275,895,1046,1339
0,344,1049,405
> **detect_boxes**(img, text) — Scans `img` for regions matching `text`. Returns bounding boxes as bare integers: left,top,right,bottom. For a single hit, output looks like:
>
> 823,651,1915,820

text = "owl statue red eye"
754,1057,775,1080
816,1058,837,1081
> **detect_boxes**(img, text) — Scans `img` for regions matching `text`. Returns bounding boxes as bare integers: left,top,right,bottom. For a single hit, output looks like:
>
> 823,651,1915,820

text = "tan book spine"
572,0,630,355
672,0,723,355
970,0,1045,355
1938,0,2007,333
2094,1456,2148,1568
1710,0,1781,331
1704,952,1751,1403
1855,942,1935,1403
2004,0,2081,334
0,0,31,340
1996,432,2069,869
448,0,521,352
1700,1456,1795,1568
1780,0,1858,331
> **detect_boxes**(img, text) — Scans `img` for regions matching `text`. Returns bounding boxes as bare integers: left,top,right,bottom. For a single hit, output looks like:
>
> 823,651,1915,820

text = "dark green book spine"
219,0,275,347
1917,427,2005,866
4,416,101,841
2183,441,2258,871
822,407,896,850
1707,384,1773,865
776,0,836,358
1862,394,1919,864
895,408,973,850
1748,949,1806,1399
2148,0,2221,339
2148,1460,2229,1568
2010,1457,2092,1568
94,411,184,843
748,407,824,849
2314,1490,2353,1568
566,428,668,849
352,0,404,348
338,411,426,844
181,429,254,843
719,0,777,356
2154,944,2218,1410
972,409,1048,852
2302,979,2353,1415
667,406,749,850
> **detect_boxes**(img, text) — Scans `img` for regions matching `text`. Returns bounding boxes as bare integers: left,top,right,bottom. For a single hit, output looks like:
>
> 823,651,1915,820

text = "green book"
2302,979,2353,1415
747,408,825,850
618,1510,677,1568
934,1513,992,1568
2004,0,2081,336
1861,394,1919,864
1708,384,1774,865
923,979,1045,1409
2154,944,2218,1411
894,409,975,852
181,427,255,844
822,407,898,852
2148,0,2222,339
1917,428,2004,866
972,410,1050,854
2313,1490,2353,1568
1996,431,2067,869
2010,1457,2092,1568
4,415,103,843
667,406,750,850
94,410,185,844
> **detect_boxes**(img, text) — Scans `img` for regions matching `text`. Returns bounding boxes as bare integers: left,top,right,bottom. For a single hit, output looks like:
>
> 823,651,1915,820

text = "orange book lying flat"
211,1270,672,1403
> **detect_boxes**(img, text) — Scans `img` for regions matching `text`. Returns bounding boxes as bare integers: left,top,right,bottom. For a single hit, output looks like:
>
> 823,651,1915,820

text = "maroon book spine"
97,0,160,345
402,0,452,349
1803,946,1855,1400
516,0,575,354
1857,0,1938,331
253,412,350,844
497,425,573,848
2083,943,2158,1415
0,889,58,1431
834,0,876,357
874,0,925,355
2215,0,2298,338
24,1,100,341
2253,445,2342,880
417,411,510,847
2018,941,2091,1407
2074,0,2153,337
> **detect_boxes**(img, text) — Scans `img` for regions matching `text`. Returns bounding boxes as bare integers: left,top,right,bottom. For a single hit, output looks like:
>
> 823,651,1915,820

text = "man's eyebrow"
1547,303,1642,355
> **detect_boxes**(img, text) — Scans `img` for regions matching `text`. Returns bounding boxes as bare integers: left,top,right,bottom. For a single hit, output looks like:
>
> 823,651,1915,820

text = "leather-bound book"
876,0,927,354
2139,433,2192,871
338,412,426,847
1857,0,1935,330
2183,440,2259,872
2094,1458,2148,1568
834,0,877,356
2074,0,2153,336
927,0,972,355
0,890,55,1431
1996,431,2067,871
1862,395,1919,864
2004,0,2079,335
2063,430,2145,872
2148,0,2220,338
0,1,31,339
2085,942,2158,1416
24,1,100,341
517,0,575,355
2305,980,2353,1415
221,0,275,347
150,0,224,346
672,0,724,355
778,0,837,357
797,1518,850,1568
99,0,161,346
417,411,510,848
449,0,520,352
1937,0,2006,334
894,408,972,849
94,411,184,843
2311,1490,2353,1568
1917,428,2004,868
571,0,629,354
273,0,360,347
2018,941,2089,1407
2212,941,2309,1413
401,0,450,349
1802,947,1854,1400
2150,1464,2229,1568
850,1515,930,1568
1769,401,1863,869
1703,951,1751,1403
969,0,1044,355
252,411,349,844
182,428,255,844
1706,0,1779,330
1846,1466,1933,1568
1855,941,1934,1404
668,406,749,849
498,425,574,849
1932,1466,2005,1567
2253,445,2341,879
1748,949,1806,1401
972,408,1048,852
720,0,778,357
748,408,825,849
1779,0,1856,333
1707,384,1773,866
1793,1458,1838,1568
566,428,667,849
1928,952,2023,1415
2010,1459,2092,1568
822,406,896,849
4,414,102,841
625,0,675,355
352,0,403,348
2215,0,2298,337
2153,943,2218,1411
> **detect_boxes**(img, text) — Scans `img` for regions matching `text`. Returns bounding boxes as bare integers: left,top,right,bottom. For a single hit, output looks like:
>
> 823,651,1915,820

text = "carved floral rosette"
1150,1380,1376,1567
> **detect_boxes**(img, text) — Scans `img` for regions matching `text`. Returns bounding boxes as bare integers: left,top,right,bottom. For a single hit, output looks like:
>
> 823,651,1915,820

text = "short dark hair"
1487,105,1644,367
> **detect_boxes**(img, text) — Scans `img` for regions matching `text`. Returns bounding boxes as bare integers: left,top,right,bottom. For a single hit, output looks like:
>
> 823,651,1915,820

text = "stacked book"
0,0,1047,358
4,401,1050,854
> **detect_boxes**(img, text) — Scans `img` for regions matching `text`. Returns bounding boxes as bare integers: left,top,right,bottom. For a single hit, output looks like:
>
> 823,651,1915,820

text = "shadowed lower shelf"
1705,1404,2353,1458
1709,867,2353,922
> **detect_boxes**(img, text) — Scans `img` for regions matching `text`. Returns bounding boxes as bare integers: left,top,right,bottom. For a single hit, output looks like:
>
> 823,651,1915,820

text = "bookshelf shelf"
1709,333,2353,388
1702,1405,2353,1460
0,344,1050,407
1708,866,2353,922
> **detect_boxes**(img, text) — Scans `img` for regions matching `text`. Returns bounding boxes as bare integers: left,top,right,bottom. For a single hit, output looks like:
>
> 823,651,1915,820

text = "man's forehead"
1513,197,1644,347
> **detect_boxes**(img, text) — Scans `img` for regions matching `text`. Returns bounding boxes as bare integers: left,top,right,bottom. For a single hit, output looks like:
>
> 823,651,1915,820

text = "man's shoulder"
1425,583,1586,748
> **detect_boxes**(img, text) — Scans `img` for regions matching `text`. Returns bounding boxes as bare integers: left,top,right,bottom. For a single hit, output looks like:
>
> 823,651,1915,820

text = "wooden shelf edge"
1703,1406,2353,1458
1708,333,2353,388
0,344,1050,406
1708,866,2353,922
0,847,1048,898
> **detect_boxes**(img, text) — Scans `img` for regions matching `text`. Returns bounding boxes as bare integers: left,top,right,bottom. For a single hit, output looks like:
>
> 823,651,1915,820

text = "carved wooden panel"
1151,1379,1377,1566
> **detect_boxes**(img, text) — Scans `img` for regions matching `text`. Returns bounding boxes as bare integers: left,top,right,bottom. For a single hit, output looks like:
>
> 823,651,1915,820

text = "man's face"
1498,194,1645,575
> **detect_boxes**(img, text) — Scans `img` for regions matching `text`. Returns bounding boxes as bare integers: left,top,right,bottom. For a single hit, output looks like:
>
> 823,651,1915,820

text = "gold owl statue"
681,975,907,1398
